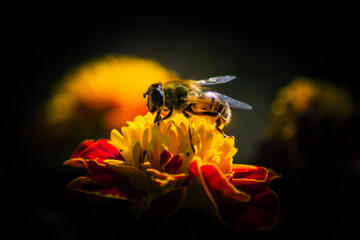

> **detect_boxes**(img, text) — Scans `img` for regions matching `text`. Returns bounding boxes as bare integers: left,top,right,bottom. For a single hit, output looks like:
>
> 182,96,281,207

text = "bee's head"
143,83,164,113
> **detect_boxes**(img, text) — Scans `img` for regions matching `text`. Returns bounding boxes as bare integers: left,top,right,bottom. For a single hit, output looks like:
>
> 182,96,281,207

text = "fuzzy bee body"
143,75,252,137
185,89,232,130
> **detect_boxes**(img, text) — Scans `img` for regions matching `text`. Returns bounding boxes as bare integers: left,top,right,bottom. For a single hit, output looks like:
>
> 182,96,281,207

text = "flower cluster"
65,112,281,231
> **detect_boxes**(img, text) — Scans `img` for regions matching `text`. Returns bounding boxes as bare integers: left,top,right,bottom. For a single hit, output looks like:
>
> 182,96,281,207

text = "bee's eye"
151,87,164,107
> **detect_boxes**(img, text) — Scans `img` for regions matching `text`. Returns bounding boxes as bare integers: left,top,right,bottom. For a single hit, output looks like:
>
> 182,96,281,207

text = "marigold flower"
64,112,281,231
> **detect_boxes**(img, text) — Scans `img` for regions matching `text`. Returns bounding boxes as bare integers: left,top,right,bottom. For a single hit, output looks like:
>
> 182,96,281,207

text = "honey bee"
143,75,252,139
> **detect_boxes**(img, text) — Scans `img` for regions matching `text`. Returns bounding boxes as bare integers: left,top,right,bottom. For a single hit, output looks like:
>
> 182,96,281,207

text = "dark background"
2,8,359,240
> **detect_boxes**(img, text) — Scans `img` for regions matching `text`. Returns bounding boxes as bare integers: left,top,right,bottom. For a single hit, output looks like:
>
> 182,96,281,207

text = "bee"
143,75,252,140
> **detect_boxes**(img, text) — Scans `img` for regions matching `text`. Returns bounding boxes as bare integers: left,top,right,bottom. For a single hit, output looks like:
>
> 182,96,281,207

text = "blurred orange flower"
44,56,178,130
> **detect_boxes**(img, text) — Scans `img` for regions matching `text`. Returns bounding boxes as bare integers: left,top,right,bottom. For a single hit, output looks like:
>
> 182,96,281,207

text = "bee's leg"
162,107,173,121
154,111,162,124
183,110,195,153
191,111,232,138
215,117,232,138
188,118,195,153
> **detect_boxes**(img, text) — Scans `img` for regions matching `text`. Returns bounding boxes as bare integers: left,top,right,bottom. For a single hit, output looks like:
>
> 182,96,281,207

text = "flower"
64,112,281,231
258,78,356,212
44,55,178,130
63,113,227,200
268,77,353,140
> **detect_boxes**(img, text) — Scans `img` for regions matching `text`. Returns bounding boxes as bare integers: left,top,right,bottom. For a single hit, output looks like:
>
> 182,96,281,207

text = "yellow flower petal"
132,142,143,167
167,127,179,154
219,137,237,160
63,158,86,168
149,124,162,169
199,132,214,157
110,129,128,150
203,149,217,164
146,168,187,189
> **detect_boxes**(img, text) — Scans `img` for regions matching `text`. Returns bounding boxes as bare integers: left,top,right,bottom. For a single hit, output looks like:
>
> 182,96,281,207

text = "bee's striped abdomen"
195,90,231,125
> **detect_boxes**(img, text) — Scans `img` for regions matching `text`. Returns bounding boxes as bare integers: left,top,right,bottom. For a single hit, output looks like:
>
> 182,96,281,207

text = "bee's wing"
197,75,236,86
217,92,253,110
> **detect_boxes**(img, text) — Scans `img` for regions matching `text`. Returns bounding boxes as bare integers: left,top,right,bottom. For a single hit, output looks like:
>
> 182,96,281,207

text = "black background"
2,6,359,240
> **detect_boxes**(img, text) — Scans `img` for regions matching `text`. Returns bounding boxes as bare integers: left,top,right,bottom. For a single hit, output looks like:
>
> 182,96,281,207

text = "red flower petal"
232,165,267,180
190,160,281,230
79,139,123,162
189,159,200,177
231,164,280,195
190,160,251,224
71,140,95,158
236,189,282,230
200,164,251,203
67,139,124,175
164,155,183,173
160,150,172,168
68,176,148,203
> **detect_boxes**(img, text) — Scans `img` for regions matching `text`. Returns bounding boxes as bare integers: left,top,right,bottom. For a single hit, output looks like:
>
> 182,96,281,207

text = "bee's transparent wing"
217,92,253,110
197,75,236,86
